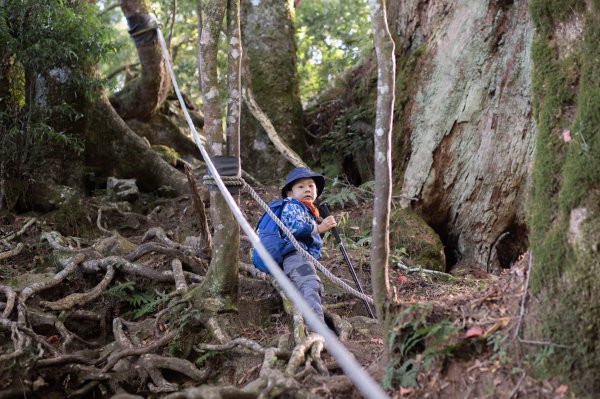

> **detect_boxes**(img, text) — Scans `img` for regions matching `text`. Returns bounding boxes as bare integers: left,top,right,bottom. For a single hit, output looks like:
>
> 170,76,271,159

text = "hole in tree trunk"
495,223,529,268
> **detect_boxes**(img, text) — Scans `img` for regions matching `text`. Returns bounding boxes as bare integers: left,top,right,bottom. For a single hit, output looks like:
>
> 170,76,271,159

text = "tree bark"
367,0,395,324
393,0,534,271
192,0,240,311
110,0,170,121
87,94,190,195
240,0,305,181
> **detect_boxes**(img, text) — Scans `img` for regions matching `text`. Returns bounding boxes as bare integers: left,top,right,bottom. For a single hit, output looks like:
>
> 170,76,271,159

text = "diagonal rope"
154,24,389,399
203,176,374,304
242,182,374,305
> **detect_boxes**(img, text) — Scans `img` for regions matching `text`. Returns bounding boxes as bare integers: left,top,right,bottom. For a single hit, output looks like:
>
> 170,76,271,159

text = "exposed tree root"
40,266,115,311
0,242,24,261
0,210,371,399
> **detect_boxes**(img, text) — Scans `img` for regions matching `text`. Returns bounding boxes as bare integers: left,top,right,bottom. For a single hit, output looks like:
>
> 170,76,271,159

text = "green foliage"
104,281,136,301
295,0,372,101
384,304,458,390
127,290,169,319
0,0,116,207
320,178,374,209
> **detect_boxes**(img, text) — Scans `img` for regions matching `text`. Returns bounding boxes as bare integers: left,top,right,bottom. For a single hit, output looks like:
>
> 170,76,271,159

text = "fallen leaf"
465,326,484,338
398,387,414,396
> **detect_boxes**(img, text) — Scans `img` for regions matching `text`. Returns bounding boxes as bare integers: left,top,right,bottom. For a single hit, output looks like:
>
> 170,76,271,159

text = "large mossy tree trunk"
240,0,305,182
392,0,534,271
527,1,600,394
87,0,189,196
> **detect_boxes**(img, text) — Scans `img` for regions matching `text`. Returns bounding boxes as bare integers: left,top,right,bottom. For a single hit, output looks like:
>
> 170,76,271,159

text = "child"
279,167,337,328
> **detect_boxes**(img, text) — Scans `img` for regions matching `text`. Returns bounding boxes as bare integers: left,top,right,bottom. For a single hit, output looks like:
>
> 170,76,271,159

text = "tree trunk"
393,0,534,271
86,94,190,195
367,0,395,324
240,0,305,181
527,1,600,393
191,0,240,312
110,0,170,121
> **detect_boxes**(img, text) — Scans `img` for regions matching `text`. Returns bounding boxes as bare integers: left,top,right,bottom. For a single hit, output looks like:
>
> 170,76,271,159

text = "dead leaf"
398,387,414,396
465,326,484,338
484,317,511,336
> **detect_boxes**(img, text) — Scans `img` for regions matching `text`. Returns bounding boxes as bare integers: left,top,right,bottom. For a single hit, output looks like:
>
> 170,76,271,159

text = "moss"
527,2,600,393
389,208,445,272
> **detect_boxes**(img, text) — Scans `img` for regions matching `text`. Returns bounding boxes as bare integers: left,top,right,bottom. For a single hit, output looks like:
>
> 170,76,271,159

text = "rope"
202,175,243,187
155,25,389,399
241,181,374,305
202,174,374,304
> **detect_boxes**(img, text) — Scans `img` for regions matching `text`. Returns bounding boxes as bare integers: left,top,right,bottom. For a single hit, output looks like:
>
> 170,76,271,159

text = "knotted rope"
238,180,374,305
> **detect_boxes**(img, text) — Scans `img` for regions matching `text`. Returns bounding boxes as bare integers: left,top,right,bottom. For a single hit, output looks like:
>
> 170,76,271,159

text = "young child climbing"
279,167,337,330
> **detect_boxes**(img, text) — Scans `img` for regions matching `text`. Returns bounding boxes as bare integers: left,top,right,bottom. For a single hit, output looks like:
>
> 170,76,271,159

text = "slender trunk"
368,0,395,325
193,0,240,310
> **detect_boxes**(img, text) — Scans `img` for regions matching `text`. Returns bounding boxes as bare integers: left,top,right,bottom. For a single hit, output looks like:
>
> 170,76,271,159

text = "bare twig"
514,252,532,340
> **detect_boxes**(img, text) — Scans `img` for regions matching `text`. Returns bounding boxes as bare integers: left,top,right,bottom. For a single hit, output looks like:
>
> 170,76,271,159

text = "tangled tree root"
0,213,370,398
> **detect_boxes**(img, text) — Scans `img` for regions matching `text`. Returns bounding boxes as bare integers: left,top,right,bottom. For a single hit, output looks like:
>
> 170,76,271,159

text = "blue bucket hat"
281,167,325,199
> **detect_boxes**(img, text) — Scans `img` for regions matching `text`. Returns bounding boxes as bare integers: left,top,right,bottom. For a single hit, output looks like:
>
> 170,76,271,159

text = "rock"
390,208,446,272
107,177,139,203
93,235,137,257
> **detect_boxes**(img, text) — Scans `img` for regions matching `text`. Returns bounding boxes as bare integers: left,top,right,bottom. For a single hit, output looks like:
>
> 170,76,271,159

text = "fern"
103,281,135,301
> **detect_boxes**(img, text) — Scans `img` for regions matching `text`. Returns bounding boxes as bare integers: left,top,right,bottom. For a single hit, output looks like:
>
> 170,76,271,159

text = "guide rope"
154,21,388,399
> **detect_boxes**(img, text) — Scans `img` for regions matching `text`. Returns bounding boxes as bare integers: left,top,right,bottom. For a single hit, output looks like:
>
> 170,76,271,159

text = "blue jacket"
280,198,323,260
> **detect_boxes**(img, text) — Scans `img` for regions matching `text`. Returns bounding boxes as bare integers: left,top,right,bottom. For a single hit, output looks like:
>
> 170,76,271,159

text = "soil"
0,184,575,399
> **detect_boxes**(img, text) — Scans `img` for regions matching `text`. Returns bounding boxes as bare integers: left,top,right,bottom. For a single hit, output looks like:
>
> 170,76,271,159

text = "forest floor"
0,183,575,399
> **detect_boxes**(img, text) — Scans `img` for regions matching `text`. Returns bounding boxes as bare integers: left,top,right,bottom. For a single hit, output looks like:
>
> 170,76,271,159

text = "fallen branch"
242,87,307,169
394,262,454,280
